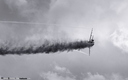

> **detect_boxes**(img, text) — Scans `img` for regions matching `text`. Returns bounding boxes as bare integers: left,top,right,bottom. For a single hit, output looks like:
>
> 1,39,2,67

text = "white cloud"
4,0,47,17
2,0,128,54
83,73,128,80
40,64,76,80
40,64,128,80
110,0,128,14
84,72,106,80
5,0,28,10
111,26,128,53
41,71,75,80
41,71,128,80
54,65,71,74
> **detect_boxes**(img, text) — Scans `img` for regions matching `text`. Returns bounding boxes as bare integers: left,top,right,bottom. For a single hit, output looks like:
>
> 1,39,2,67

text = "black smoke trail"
0,40,92,55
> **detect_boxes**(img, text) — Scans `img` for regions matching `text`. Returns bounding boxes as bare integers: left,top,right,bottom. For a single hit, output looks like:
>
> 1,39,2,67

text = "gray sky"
0,0,128,80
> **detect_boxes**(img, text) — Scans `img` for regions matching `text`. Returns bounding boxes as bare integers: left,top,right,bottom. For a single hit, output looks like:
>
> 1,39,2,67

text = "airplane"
74,28,94,56
86,28,94,56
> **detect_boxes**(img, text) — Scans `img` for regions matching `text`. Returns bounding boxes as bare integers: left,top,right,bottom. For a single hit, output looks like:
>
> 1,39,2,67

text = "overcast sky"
0,0,128,80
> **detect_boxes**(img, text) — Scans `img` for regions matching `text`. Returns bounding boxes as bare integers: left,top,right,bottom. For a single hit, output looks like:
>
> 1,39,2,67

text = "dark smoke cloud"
0,40,92,55
0,0,96,56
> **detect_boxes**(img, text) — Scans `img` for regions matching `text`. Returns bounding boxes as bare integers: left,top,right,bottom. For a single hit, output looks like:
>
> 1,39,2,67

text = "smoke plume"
0,40,91,55
0,0,96,56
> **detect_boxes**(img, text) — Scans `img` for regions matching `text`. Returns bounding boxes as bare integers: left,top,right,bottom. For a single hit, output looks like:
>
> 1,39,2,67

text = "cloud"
2,0,128,54
5,0,27,7
0,0,97,55
110,0,128,14
4,0,28,13
54,65,71,74
1,0,128,80
41,69,128,80
40,65,75,80
111,24,128,53
84,73,106,80
40,64,128,80
51,63,73,75
47,0,119,43
41,71,75,80
0,0,120,42
1,0,70,43
83,73,128,80
4,0,50,20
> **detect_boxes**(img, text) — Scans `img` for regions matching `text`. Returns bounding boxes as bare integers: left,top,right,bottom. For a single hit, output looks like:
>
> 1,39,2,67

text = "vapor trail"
0,21,84,28
0,21,62,26
0,40,89,55
74,50,88,55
